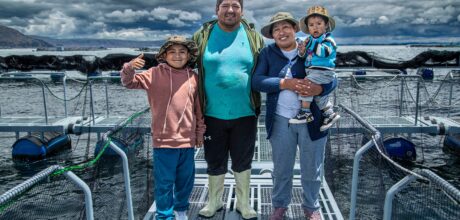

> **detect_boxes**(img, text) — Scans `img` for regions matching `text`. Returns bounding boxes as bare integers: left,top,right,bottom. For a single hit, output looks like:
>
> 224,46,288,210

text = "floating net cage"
324,105,460,220
0,107,153,220
334,69,460,119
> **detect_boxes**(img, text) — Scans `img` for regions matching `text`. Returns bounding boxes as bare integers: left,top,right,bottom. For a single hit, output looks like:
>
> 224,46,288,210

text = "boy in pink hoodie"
120,35,205,220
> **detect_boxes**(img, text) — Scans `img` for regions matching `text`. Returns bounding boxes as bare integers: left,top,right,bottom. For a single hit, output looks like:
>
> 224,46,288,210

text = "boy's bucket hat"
156,35,198,65
261,12,299,39
299,5,336,34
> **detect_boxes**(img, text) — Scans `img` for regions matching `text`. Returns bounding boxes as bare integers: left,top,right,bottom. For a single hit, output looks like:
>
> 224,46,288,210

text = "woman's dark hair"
216,0,243,10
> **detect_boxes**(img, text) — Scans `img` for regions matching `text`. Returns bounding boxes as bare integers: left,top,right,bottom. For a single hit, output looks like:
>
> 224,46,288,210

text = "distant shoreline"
1,43,460,50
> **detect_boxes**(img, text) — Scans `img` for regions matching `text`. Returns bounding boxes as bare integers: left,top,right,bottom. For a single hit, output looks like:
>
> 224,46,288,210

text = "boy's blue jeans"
269,114,327,212
153,148,195,220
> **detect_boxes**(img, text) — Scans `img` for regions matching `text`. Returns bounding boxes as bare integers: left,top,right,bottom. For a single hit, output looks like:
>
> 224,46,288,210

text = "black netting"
0,108,153,220
325,107,460,220
1,50,458,73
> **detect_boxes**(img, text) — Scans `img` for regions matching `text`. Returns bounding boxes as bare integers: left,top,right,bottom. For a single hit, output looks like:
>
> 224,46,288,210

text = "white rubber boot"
234,170,258,220
198,174,225,218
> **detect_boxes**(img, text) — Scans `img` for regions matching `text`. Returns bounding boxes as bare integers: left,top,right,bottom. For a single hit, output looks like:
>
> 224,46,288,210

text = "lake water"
0,46,459,219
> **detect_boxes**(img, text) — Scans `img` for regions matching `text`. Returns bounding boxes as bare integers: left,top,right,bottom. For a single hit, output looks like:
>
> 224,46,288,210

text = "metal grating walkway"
144,175,343,220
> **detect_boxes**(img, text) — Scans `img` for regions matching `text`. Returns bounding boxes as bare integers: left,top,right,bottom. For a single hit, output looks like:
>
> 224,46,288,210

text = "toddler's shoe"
320,112,340,131
289,109,314,124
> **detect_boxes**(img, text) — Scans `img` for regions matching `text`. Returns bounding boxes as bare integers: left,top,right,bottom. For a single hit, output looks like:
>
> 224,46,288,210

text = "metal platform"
329,115,460,135
143,175,343,220
0,116,86,133
2,115,460,136
0,115,152,134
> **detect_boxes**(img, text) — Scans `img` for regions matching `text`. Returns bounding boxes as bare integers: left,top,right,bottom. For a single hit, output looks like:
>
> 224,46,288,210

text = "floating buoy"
94,134,144,156
50,72,65,83
88,71,101,78
12,132,71,159
417,68,434,80
353,70,366,75
383,137,416,162
443,134,460,156
110,71,121,83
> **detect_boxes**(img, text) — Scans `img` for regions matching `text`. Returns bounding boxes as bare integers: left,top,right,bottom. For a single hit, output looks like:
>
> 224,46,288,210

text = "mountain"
0,25,53,48
0,25,162,48
32,36,163,48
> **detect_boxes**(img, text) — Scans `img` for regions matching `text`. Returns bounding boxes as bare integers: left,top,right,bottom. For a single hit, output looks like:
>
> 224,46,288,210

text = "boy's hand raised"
130,53,145,70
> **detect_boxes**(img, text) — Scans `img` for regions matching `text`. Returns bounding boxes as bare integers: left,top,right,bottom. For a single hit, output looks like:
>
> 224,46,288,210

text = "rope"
51,107,149,176
51,138,111,176
32,77,89,101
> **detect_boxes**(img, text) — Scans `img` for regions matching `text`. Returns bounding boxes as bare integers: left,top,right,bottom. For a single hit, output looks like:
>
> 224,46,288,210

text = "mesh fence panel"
391,179,460,220
334,70,460,119
325,106,460,220
0,107,153,220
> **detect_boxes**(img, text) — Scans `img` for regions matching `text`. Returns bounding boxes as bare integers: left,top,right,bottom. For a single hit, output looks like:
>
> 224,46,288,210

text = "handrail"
420,169,460,202
339,104,379,134
97,107,149,220
0,165,94,220
0,72,69,121
383,174,417,220
339,104,381,220
383,169,460,220
108,140,134,220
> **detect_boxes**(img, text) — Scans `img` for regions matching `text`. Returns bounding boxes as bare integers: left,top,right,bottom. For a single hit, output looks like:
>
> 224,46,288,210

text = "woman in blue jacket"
252,12,336,220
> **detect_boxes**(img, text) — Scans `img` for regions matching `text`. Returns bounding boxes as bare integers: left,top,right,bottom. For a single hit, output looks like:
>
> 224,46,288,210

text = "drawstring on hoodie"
162,67,192,134
177,69,192,124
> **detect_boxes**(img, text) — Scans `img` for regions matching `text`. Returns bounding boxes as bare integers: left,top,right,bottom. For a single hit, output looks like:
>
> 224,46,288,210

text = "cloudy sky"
1,0,460,44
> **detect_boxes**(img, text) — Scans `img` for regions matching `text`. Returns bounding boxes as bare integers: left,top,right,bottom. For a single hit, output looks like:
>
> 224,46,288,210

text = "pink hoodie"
121,62,205,148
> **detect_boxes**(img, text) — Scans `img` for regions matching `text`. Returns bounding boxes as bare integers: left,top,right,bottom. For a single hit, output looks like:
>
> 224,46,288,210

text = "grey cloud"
0,0,459,43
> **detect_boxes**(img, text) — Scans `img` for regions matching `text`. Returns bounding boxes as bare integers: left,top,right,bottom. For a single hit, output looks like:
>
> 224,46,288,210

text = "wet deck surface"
144,175,343,220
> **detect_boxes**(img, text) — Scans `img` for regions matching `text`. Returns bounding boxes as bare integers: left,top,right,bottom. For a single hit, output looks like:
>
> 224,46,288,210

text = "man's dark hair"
216,0,243,10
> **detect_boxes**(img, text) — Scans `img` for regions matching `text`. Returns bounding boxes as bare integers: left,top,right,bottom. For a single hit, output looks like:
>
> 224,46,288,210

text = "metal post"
448,75,454,118
383,175,417,220
333,84,338,107
371,52,374,68
63,171,95,220
41,82,49,125
109,141,135,220
89,81,95,125
415,79,421,126
349,135,379,220
399,77,404,117
104,78,109,118
63,74,68,117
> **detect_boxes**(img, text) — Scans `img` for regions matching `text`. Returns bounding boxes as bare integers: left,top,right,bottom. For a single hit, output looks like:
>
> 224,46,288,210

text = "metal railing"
0,165,94,220
337,104,460,220
0,72,125,124
97,108,150,220
0,72,68,124
334,68,460,125
383,169,460,220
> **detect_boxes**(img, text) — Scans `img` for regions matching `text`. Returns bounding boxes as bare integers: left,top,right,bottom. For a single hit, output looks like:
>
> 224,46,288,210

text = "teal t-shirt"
203,24,254,120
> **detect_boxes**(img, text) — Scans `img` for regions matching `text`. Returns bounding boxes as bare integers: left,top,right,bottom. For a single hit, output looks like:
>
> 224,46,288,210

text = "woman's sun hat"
156,35,198,65
299,5,336,34
260,12,299,39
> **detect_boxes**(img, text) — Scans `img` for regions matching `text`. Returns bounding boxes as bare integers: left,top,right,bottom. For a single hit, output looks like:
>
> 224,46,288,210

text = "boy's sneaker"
175,211,188,220
303,209,321,220
320,112,340,131
269,207,288,220
289,109,314,124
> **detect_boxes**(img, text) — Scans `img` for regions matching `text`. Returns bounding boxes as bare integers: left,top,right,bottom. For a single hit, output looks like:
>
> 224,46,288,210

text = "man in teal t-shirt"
203,23,254,119
192,0,264,219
